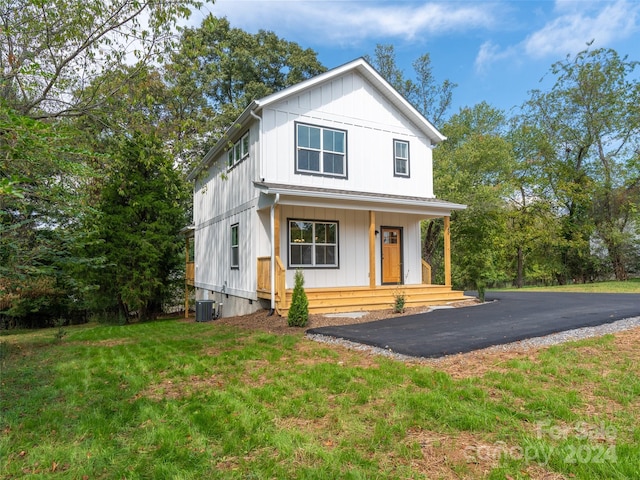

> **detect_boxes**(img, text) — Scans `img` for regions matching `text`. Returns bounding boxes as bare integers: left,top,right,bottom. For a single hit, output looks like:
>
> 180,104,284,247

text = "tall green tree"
433,103,515,294
505,122,565,287
84,132,188,321
0,106,93,326
70,63,194,320
366,44,456,126
523,47,640,281
1,0,199,326
168,15,326,169
1,0,200,119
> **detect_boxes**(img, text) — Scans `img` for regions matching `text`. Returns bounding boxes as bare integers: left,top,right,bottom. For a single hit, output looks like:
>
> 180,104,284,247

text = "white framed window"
394,139,409,177
230,223,239,268
296,123,346,177
227,132,250,168
288,219,338,268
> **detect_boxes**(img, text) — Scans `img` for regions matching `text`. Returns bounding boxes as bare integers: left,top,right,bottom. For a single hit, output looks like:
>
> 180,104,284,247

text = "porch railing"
421,259,432,285
257,256,287,312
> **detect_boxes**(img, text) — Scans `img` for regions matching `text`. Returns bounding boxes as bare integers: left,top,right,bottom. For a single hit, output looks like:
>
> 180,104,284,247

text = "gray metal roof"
254,182,466,216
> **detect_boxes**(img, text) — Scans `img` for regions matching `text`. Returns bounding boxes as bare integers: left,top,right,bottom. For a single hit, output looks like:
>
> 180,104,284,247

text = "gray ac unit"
195,300,215,322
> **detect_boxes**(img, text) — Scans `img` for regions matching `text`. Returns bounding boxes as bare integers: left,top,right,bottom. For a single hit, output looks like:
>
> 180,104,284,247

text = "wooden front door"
381,227,402,284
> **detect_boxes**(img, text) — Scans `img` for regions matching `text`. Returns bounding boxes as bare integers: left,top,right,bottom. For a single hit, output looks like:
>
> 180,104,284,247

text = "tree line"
366,44,640,295
1,1,638,328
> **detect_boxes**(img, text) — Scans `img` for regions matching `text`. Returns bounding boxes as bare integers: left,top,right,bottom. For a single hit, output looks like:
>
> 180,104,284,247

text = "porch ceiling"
254,182,466,217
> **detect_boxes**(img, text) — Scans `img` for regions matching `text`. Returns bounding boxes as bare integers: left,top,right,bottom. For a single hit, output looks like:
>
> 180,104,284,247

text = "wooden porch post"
274,204,280,258
369,210,376,288
270,202,281,312
444,215,451,286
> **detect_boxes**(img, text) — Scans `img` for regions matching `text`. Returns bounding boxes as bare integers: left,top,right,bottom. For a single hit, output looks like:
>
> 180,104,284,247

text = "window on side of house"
296,123,346,177
230,223,239,269
227,131,250,168
288,220,338,268
394,139,409,177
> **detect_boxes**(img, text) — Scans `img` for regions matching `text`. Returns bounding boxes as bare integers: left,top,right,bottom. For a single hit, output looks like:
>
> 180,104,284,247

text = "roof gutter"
256,184,467,212
186,101,260,182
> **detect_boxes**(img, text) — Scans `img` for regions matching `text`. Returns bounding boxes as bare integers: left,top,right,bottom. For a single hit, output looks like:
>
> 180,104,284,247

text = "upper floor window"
296,123,346,178
230,223,239,269
289,219,338,268
227,132,249,168
394,140,410,177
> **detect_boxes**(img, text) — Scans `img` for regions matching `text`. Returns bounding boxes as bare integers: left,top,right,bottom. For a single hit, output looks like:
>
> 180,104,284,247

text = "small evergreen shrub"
393,289,406,313
287,269,309,327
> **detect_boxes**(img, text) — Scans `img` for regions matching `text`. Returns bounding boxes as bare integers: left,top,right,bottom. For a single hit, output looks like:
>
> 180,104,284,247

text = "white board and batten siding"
260,70,435,199
280,205,424,288
193,122,261,299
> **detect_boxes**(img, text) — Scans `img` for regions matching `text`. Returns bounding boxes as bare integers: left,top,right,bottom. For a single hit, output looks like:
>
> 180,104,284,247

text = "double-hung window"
394,140,410,177
230,224,239,269
296,123,346,177
289,220,338,268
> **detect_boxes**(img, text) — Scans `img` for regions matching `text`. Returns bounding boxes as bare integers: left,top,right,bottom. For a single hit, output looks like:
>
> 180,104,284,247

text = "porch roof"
254,182,466,217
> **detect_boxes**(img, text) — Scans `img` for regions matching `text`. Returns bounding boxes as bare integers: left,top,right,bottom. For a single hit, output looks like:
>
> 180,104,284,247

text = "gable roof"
188,57,446,181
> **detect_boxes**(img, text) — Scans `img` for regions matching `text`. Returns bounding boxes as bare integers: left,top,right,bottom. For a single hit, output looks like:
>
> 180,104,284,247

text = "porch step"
279,285,468,316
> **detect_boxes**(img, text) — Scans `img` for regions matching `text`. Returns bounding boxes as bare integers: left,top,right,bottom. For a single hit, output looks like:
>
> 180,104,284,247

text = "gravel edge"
306,315,640,363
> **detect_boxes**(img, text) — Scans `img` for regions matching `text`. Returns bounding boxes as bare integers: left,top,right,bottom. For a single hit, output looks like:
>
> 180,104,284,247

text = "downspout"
249,108,278,314
249,108,264,185
269,194,280,315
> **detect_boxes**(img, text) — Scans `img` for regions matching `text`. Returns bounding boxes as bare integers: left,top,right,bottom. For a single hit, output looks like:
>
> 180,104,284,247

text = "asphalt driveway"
306,291,640,358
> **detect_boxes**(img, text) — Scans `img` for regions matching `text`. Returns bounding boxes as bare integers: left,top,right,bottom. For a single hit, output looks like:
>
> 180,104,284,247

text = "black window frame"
287,219,339,269
227,131,250,169
295,122,348,179
230,223,239,269
393,139,410,178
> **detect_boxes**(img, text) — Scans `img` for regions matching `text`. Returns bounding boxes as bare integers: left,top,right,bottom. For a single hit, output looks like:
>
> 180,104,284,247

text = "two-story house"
185,58,467,318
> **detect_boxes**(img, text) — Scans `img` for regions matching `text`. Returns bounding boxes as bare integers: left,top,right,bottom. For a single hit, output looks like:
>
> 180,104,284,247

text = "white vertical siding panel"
331,76,343,103
281,205,371,289
195,118,261,296
276,110,292,181
256,210,271,257
309,86,323,110
297,90,310,111
261,71,435,200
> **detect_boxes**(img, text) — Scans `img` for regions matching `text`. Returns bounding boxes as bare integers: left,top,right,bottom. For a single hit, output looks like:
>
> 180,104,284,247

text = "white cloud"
473,0,640,73
474,41,518,74
196,0,496,44
523,0,640,58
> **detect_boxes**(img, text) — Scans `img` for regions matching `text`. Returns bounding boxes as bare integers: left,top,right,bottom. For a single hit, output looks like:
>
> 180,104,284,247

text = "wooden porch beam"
444,215,451,286
369,210,376,288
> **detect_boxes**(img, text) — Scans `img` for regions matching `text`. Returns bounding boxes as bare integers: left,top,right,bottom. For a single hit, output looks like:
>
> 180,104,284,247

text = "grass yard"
1,283,639,479
498,278,640,294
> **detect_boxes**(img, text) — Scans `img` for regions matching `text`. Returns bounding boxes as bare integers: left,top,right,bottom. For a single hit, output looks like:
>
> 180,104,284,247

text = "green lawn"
1,300,639,478
496,278,640,294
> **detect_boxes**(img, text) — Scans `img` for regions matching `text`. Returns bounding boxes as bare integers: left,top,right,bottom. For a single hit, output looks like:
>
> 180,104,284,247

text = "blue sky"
189,0,640,120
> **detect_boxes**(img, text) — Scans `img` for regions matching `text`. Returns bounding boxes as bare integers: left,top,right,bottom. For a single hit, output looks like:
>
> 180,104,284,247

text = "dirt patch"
402,428,567,479
133,373,224,402
194,299,481,335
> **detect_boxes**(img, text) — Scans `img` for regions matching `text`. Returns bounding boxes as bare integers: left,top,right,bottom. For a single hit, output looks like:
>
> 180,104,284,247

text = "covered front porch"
256,202,467,315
